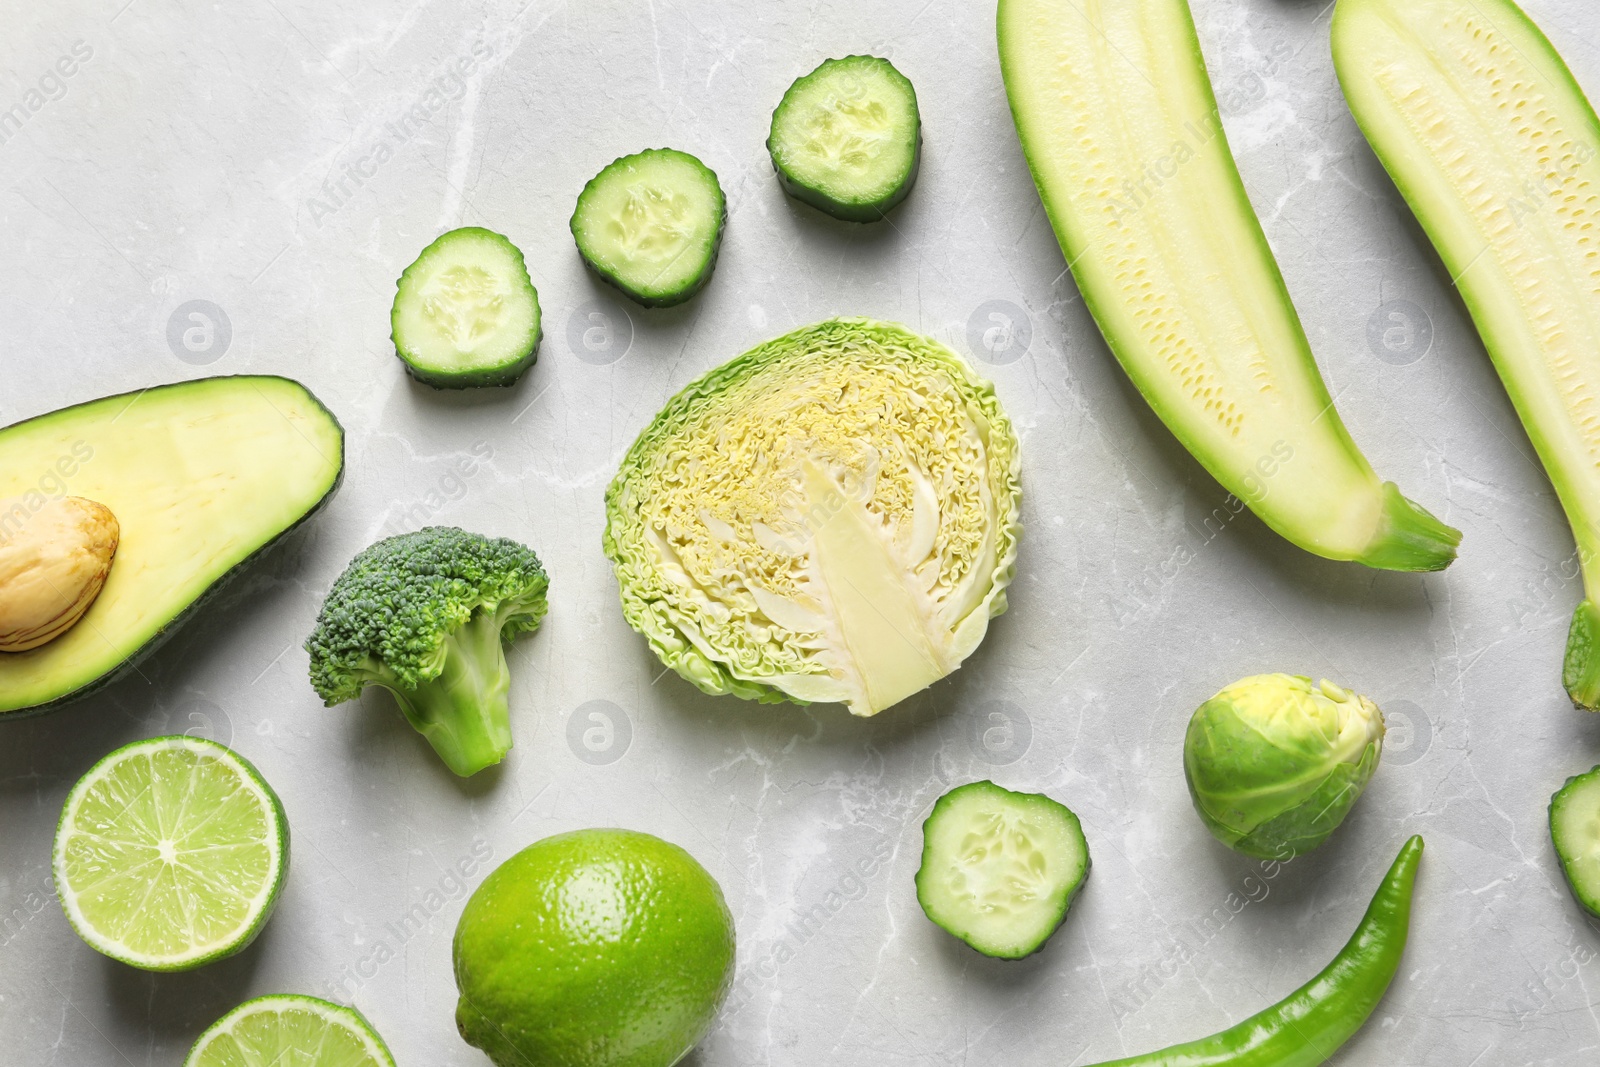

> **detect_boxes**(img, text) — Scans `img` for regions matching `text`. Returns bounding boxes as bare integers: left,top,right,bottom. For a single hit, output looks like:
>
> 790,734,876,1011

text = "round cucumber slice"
768,55,922,223
52,735,289,972
391,226,542,389
915,780,1089,959
185,995,396,1067
570,148,727,308
1551,765,1600,918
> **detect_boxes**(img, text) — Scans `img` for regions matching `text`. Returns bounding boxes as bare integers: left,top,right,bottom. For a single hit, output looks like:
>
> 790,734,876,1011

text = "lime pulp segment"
185,995,396,1067
916,780,1089,959
391,226,542,388
52,735,288,971
768,55,921,221
570,148,726,307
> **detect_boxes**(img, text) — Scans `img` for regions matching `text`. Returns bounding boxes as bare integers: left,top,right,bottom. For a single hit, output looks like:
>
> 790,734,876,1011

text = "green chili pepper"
1087,835,1423,1067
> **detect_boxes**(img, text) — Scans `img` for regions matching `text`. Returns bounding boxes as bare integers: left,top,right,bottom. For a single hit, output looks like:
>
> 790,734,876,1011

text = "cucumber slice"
768,55,922,222
998,0,1461,572
1551,766,1600,918
1331,0,1600,705
391,226,542,389
915,780,1089,959
570,148,726,308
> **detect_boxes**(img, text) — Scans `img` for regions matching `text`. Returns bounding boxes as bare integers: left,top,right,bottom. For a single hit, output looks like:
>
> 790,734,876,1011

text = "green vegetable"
453,829,735,1067
1084,836,1424,1067
997,0,1460,571
570,148,726,307
0,376,344,717
915,780,1089,959
306,526,550,776
603,317,1022,717
1331,0,1600,706
53,736,289,972
1550,765,1600,918
1185,675,1385,859
391,226,542,388
768,55,922,222
185,995,395,1067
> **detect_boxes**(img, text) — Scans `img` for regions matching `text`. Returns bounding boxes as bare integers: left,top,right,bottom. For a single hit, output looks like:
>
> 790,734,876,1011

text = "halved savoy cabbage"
603,318,1023,716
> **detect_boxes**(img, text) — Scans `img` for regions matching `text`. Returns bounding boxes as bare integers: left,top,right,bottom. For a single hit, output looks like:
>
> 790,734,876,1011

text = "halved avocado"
0,376,345,716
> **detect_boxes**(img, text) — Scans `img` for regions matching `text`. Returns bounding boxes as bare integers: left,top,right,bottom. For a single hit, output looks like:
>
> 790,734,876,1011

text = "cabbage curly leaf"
603,318,1023,716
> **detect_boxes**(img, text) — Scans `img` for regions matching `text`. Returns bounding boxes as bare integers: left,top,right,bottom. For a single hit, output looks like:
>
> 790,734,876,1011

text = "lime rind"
184,994,396,1067
52,735,289,972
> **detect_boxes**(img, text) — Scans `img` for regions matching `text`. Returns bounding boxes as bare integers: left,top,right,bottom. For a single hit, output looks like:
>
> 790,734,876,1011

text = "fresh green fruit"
0,376,345,716
184,994,396,1067
915,780,1090,959
391,226,543,389
453,828,736,1067
1331,0,1600,706
768,55,922,222
1184,675,1385,859
52,736,289,972
997,0,1460,571
1551,765,1600,918
570,148,727,308
603,318,1023,717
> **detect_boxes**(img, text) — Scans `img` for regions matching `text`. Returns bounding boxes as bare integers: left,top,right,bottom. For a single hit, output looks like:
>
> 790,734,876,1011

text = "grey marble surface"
2,0,1599,1063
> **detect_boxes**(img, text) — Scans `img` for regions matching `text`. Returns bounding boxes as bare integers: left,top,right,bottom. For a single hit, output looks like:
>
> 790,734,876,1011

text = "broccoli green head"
306,526,550,776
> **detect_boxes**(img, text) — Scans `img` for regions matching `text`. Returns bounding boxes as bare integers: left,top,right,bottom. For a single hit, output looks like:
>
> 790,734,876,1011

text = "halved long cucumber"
768,55,922,222
571,148,726,308
915,781,1089,959
391,227,542,389
997,0,1460,571
1332,0,1600,706
1551,766,1600,917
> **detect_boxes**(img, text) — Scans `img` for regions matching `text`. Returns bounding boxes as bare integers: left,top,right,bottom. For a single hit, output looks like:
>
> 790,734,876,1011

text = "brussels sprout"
1183,674,1385,859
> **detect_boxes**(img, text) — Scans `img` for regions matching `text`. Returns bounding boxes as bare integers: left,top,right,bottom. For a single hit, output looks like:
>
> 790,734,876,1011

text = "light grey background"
1,1,1597,1064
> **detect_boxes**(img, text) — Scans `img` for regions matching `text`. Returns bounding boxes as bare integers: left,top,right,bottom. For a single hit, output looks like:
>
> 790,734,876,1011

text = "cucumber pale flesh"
997,0,1459,571
1333,0,1600,705
1551,766,1600,918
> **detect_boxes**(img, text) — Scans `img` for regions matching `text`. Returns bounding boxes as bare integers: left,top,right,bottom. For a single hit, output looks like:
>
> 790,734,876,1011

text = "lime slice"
52,735,289,971
185,995,396,1067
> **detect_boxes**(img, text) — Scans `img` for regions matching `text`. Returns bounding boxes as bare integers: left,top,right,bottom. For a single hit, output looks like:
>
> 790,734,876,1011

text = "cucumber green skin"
1083,836,1423,1067
0,377,346,720
1331,0,1600,699
914,780,1089,960
54,736,291,972
391,227,542,389
570,149,727,309
768,57,923,223
1550,765,1600,919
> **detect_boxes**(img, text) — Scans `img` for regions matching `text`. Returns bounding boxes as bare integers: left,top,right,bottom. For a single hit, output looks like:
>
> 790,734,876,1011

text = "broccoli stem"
383,608,515,776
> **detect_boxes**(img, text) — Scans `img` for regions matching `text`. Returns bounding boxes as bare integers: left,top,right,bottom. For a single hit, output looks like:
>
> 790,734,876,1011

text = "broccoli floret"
306,527,550,776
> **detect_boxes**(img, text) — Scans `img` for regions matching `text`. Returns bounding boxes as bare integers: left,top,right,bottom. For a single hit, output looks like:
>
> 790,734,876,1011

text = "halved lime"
52,735,289,971
185,995,396,1067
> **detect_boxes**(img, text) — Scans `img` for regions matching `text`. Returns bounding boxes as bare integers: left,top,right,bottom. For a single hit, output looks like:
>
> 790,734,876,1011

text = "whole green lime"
453,828,736,1067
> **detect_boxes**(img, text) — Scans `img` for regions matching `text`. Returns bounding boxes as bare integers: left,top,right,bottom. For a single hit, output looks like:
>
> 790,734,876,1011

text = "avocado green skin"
1549,764,1600,919
391,226,543,389
453,829,736,1067
0,376,346,720
1082,837,1424,1067
767,56,923,223
570,149,727,309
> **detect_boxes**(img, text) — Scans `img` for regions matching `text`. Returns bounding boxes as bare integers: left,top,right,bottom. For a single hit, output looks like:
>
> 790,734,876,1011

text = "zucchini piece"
1332,0,1600,705
997,0,1460,571
391,227,542,389
767,55,922,222
570,148,726,308
0,377,345,716
915,780,1089,959
1551,766,1600,918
